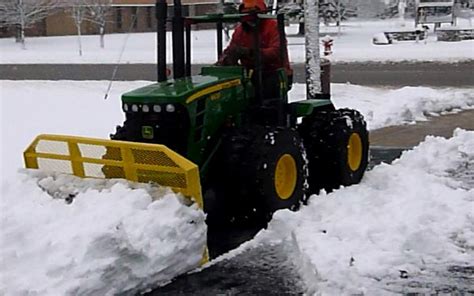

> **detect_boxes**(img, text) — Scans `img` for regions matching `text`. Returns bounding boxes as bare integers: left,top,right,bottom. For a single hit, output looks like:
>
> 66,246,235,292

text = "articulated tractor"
24,0,369,263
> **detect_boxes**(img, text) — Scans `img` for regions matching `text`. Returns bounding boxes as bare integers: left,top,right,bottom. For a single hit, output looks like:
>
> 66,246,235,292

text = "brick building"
4,0,220,37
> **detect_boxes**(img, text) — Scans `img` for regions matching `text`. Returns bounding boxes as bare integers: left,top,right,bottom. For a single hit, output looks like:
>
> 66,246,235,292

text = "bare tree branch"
0,0,59,47
0,0,58,27
69,1,88,56
84,0,113,48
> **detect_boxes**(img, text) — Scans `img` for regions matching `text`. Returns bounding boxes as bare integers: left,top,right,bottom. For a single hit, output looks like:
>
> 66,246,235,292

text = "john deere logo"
142,126,154,139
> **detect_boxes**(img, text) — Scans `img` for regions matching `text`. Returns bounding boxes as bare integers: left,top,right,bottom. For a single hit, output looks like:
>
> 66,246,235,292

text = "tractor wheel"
210,126,308,225
299,108,369,194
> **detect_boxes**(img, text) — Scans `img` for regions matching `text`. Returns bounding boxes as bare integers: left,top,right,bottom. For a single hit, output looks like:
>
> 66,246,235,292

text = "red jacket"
222,19,293,76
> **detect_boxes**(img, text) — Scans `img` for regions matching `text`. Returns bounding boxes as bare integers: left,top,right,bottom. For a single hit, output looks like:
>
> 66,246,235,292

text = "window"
131,7,138,29
146,7,153,28
116,7,122,29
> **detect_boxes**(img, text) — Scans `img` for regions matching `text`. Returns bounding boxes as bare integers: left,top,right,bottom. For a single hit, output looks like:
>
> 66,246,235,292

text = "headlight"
131,104,138,112
153,105,162,112
123,103,129,112
166,104,175,112
142,105,150,112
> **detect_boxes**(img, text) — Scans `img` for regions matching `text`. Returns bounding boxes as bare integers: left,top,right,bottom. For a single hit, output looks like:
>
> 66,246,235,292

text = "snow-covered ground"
1,80,473,295
234,128,474,294
0,19,473,64
292,83,474,130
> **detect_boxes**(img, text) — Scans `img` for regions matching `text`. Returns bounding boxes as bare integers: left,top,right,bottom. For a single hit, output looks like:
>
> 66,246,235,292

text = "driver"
216,0,293,92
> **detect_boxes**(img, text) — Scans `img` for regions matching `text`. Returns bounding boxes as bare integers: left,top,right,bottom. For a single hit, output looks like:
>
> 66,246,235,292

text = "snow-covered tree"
378,0,416,19
0,0,58,48
69,2,87,56
280,0,356,35
84,0,113,48
319,0,356,25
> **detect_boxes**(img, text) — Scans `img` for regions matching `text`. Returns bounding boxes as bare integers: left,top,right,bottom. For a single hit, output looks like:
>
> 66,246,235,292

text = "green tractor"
108,0,369,224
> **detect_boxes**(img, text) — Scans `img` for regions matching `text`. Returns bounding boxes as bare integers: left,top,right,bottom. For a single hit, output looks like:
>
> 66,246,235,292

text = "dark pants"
250,71,287,125
252,71,283,100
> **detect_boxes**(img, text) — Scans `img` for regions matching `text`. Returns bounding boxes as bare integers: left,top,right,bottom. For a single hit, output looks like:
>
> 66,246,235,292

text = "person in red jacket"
217,0,293,95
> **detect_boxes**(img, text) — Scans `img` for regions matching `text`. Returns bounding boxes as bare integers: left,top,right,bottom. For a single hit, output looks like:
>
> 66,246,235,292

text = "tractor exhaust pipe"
172,0,186,79
156,0,167,82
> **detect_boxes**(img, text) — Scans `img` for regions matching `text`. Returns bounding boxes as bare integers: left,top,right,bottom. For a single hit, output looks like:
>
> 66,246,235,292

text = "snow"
1,80,473,294
0,171,207,295
290,83,474,130
221,129,474,294
269,129,474,294
1,80,207,295
0,80,148,179
0,19,473,64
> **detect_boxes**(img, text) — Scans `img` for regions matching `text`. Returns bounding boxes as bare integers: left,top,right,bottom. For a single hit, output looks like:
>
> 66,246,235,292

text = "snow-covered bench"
436,27,474,41
384,29,428,42
373,29,428,45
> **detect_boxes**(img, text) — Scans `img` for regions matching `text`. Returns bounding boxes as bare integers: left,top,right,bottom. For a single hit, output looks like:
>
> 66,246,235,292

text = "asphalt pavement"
370,109,474,148
1,61,473,87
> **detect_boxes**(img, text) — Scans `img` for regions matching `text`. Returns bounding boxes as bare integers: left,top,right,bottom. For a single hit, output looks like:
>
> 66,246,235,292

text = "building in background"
1,0,220,38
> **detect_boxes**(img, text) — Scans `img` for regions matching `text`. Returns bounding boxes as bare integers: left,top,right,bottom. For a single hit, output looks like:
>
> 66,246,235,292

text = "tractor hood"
121,66,246,105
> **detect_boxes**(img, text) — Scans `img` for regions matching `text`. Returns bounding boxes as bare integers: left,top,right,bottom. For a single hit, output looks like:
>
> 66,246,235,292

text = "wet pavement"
146,242,306,296
370,109,474,148
2,62,474,87
383,265,474,294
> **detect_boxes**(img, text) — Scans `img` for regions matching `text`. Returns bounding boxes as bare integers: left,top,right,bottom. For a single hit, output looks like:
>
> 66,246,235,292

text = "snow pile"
254,129,474,294
0,171,207,295
290,83,474,130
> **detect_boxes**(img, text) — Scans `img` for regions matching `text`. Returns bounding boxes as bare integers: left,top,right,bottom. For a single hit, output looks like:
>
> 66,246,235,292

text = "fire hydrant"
322,35,333,56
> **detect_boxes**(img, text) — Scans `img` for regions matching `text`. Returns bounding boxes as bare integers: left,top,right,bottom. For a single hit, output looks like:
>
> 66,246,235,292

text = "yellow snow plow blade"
23,134,203,209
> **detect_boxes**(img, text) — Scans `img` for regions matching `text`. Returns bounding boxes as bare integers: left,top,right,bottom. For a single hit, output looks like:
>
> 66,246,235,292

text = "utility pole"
304,0,321,99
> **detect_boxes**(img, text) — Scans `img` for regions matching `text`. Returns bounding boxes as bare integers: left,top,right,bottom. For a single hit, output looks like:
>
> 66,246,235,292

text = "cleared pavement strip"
1,62,473,87
370,109,474,148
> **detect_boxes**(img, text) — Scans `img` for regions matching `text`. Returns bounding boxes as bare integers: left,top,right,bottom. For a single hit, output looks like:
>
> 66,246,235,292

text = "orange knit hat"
240,0,267,12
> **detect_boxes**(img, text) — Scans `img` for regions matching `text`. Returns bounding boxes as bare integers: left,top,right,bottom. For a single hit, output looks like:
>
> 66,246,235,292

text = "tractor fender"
290,99,334,117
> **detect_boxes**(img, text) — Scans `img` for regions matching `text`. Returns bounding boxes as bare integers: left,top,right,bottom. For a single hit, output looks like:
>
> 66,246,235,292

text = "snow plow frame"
23,134,203,209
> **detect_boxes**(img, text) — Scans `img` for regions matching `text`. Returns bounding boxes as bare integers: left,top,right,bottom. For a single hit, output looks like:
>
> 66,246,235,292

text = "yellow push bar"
24,134,203,209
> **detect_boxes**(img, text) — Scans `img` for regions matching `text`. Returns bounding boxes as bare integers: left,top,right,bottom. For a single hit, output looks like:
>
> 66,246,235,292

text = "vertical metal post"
172,0,185,79
304,0,321,99
156,0,167,82
277,13,285,65
185,22,192,77
216,21,223,59
254,15,264,104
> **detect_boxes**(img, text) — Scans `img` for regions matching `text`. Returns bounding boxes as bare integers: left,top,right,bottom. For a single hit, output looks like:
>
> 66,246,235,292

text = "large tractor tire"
299,108,369,194
209,126,308,225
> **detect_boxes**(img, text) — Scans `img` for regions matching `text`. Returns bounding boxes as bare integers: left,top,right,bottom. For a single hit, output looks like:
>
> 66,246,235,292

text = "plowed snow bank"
0,172,206,295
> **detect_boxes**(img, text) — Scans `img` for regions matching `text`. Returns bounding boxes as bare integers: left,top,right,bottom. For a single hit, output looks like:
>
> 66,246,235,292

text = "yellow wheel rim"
274,154,297,200
348,133,363,171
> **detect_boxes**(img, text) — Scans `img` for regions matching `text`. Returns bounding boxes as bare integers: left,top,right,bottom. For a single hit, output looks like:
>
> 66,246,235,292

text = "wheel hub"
348,133,362,171
274,154,297,200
